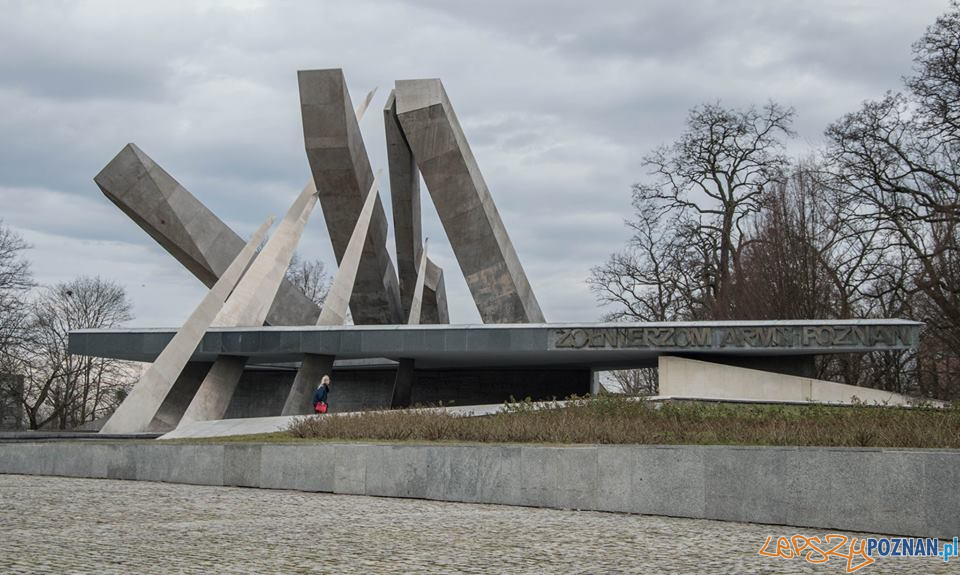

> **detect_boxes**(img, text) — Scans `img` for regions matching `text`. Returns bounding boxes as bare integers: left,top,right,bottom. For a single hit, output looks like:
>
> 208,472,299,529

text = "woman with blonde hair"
313,375,331,414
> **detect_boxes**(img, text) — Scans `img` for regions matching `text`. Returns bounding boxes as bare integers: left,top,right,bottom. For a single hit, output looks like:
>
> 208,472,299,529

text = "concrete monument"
394,79,545,324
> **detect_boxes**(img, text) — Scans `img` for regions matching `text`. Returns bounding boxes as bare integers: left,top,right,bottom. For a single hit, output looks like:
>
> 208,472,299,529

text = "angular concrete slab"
384,90,448,324
407,239,429,325
94,144,319,326
298,68,403,324
394,79,544,323
658,356,938,406
283,175,384,416
99,217,274,434
181,184,320,425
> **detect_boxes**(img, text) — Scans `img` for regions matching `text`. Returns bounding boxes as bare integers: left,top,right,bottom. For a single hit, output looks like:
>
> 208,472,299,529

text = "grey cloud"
0,0,950,325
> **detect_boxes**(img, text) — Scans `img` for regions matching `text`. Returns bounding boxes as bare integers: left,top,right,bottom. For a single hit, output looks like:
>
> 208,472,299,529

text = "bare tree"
285,253,330,308
825,3,960,398
15,277,136,429
591,101,795,322
0,221,32,365
606,369,658,396
636,101,795,312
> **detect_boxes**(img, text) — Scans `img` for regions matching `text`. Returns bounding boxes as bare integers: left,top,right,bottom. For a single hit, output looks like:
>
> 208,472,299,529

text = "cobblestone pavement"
0,474,953,574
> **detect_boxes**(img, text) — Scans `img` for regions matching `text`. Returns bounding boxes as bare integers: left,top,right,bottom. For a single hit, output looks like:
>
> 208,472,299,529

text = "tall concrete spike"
354,87,377,121
407,239,429,325
384,90,449,324
280,173,383,416
394,79,545,323
179,183,320,426
99,216,275,434
298,68,403,324
316,170,382,326
94,144,319,326
214,180,319,327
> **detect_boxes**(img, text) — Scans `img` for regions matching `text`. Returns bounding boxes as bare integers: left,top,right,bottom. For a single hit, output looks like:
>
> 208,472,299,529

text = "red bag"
314,401,328,414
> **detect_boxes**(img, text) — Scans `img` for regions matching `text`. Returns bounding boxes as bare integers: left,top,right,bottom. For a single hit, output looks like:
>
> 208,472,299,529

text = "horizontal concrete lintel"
68,320,921,368
0,442,954,540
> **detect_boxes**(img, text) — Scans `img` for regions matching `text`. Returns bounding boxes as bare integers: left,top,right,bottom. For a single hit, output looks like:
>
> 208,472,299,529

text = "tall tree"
590,101,795,321
825,2,960,364
16,276,136,429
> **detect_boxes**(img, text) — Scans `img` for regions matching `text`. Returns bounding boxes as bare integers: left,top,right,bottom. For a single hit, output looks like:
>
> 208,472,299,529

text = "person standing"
313,375,331,414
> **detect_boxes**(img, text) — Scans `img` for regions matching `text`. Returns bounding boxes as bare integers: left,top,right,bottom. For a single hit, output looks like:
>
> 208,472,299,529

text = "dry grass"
286,395,960,448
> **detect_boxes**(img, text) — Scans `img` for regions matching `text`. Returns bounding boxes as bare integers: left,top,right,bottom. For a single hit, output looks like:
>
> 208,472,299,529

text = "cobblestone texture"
0,474,953,574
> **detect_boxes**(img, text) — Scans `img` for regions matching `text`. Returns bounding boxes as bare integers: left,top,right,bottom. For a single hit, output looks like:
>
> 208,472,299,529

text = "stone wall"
0,442,955,539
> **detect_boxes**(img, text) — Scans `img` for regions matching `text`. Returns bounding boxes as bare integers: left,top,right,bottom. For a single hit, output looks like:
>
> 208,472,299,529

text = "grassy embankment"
273,395,960,448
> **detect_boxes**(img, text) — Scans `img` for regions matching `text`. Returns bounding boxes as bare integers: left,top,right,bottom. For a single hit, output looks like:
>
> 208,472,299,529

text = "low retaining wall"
0,442,956,539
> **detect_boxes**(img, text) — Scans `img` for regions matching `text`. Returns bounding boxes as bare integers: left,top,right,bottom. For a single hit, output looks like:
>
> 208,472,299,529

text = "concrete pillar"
178,356,249,425
99,217,273,434
384,90,448,323
407,239,429,325
394,79,544,324
298,68,403,324
390,359,416,408
282,176,384,415
281,354,336,416
94,144,319,326
315,172,382,326
179,182,320,425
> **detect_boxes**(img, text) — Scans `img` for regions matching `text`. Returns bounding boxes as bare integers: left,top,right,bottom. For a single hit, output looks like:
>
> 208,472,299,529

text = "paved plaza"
0,474,952,574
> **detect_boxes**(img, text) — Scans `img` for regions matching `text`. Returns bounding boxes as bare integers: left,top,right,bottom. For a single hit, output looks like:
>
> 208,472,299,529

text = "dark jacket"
313,384,329,405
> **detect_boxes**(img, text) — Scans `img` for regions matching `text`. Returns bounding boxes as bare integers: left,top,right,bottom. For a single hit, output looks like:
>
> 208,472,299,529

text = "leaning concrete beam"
281,175,383,416
384,90,447,323
298,68,403,324
316,172,382,326
94,144,319,326
394,79,545,323
99,217,274,434
407,239,429,325
180,184,319,425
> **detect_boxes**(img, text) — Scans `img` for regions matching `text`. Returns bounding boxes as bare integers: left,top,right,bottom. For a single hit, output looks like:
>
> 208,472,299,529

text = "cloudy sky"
0,0,951,327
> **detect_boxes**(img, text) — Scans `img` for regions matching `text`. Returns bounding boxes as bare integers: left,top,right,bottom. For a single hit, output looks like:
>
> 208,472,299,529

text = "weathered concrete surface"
407,239,429,325
71,320,923,370
282,176,381,415
94,143,319,326
384,90,448,324
394,79,544,324
389,358,415,408
298,68,403,324
1,442,956,539
315,174,381,327
659,356,936,406
281,353,334,416
100,218,274,434
181,184,319,425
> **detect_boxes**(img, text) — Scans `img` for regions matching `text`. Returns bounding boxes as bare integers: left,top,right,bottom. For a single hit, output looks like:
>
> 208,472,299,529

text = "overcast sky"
0,0,951,327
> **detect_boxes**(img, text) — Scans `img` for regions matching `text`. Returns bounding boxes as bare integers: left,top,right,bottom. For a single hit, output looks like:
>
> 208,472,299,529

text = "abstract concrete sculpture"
394,79,544,323
94,144,319,326
179,181,320,425
298,69,405,325
88,68,564,431
384,91,448,324
407,239,429,325
280,173,384,415
99,216,275,434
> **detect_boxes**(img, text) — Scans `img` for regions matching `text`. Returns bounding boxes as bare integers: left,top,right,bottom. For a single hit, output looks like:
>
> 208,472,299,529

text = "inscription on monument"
550,325,916,350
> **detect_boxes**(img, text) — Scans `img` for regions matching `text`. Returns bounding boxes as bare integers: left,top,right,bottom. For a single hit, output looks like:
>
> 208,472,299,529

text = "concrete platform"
71,320,920,370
